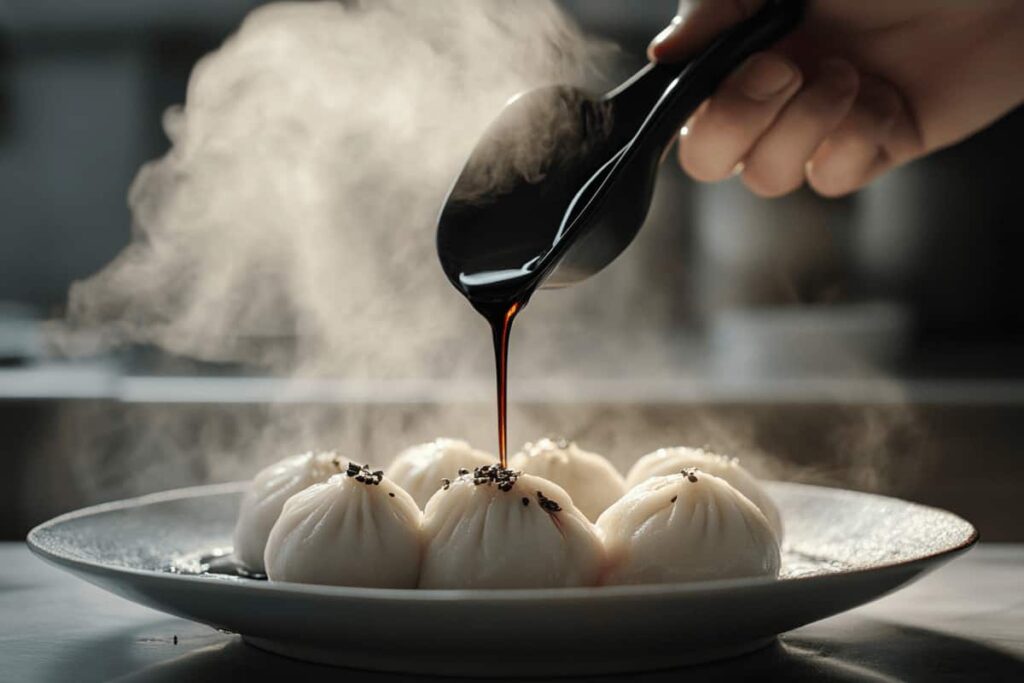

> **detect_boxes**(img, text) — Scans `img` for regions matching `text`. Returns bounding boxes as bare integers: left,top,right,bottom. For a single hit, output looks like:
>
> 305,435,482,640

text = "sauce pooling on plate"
167,549,267,580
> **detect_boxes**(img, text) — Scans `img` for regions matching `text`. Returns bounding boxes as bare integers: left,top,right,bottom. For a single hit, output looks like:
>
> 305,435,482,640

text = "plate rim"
26,480,979,603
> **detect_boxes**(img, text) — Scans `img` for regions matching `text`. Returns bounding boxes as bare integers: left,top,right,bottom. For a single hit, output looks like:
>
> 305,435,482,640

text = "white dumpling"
232,451,342,572
598,469,780,585
264,464,422,588
509,438,626,521
419,466,605,589
625,447,783,540
388,438,494,508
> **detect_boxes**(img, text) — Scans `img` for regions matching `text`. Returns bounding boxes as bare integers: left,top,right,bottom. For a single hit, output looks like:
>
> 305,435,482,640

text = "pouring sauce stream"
474,299,522,467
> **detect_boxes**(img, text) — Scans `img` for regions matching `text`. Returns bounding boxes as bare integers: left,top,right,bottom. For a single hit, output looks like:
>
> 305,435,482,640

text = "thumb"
649,0,767,63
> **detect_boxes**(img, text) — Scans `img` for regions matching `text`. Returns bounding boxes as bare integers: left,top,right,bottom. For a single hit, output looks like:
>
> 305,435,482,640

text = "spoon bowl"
437,0,804,305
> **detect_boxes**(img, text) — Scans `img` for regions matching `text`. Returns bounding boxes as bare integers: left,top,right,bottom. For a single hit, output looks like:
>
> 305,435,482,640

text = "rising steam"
65,0,613,377
29,1,924,520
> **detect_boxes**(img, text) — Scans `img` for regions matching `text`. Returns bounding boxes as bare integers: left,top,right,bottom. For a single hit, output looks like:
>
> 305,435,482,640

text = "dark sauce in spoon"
437,89,618,469
437,71,728,471
438,0,804,485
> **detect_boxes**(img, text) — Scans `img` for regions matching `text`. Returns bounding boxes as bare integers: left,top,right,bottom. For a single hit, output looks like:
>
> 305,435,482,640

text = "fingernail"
819,58,859,94
649,15,683,52
736,54,798,101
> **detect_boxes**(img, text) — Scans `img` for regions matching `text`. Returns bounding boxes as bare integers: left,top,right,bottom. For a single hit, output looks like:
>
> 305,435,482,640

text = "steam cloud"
65,0,614,377
28,1,923,518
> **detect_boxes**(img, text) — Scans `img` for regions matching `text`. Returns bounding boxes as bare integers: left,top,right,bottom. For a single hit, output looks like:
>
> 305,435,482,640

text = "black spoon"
437,0,804,310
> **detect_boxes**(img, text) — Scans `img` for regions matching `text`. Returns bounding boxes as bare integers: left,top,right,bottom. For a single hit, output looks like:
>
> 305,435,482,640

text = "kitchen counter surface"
6,360,1024,404
1,543,1021,682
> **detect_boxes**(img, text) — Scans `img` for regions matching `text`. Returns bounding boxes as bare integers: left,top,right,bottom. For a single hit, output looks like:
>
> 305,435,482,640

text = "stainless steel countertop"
5,361,1024,405
1,543,1021,681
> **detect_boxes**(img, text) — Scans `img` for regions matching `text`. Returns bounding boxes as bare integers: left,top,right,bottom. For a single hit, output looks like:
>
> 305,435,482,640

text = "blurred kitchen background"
1,1,1021,540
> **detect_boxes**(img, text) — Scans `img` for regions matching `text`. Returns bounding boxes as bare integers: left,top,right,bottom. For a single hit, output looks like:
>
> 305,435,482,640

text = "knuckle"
705,101,755,139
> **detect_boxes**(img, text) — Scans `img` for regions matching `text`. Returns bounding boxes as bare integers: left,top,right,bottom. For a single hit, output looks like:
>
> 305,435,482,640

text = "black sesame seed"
346,462,384,485
173,635,178,645
388,492,395,498
670,495,678,503
458,468,469,476
470,464,520,491
522,497,529,506
441,478,451,490
536,490,562,513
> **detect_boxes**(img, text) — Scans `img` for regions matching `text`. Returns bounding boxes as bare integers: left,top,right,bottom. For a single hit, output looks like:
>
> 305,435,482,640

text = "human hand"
651,0,1024,197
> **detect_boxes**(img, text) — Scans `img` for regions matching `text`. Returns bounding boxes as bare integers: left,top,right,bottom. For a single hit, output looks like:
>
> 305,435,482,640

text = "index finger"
649,0,768,63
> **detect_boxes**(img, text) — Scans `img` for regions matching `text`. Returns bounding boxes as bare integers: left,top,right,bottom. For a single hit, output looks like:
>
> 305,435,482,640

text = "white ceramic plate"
27,481,976,677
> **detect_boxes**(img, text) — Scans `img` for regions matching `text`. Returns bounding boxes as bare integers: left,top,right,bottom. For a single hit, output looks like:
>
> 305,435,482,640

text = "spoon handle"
608,0,805,150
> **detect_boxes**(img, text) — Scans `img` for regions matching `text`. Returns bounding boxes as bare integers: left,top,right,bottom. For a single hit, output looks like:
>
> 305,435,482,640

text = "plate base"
243,635,778,676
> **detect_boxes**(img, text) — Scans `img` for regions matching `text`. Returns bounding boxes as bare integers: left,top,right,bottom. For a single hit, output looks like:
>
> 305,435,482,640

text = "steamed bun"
419,466,604,589
625,447,783,540
509,438,626,521
389,438,493,508
598,469,780,585
232,451,342,572
264,463,422,588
